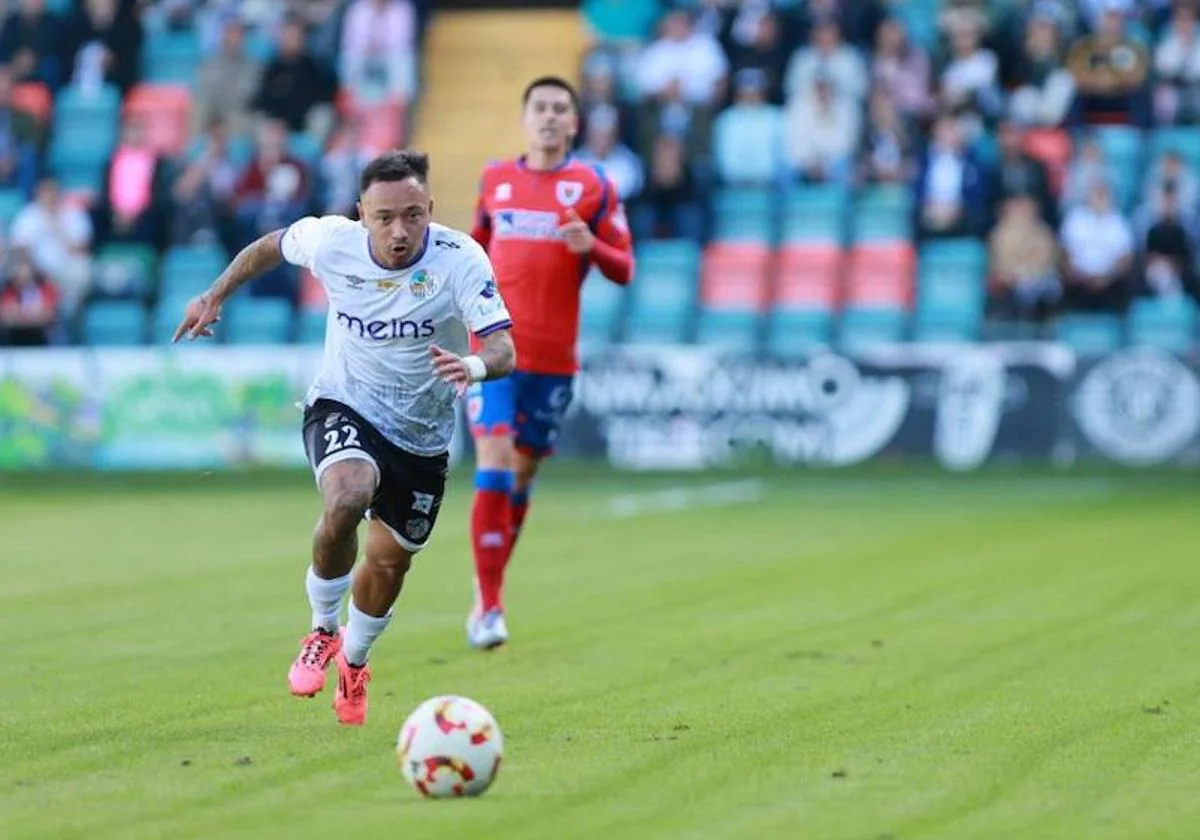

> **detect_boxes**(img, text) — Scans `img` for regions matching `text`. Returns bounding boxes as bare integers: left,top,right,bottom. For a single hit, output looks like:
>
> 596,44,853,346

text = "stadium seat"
225,298,295,345
1055,314,1125,356
1128,296,1197,354
81,300,147,346
774,244,842,309
624,250,698,345
852,184,913,244
124,84,192,156
296,309,328,345
289,132,325,169
712,187,775,244
53,85,121,129
580,266,626,346
839,306,907,352
142,29,203,84
1093,125,1143,169
694,309,761,352
700,242,771,310
637,238,702,272
1150,126,1200,170
93,243,159,300
159,244,228,299
780,183,848,244
844,245,915,308
766,308,834,357
919,238,987,271
0,188,25,231
150,294,192,344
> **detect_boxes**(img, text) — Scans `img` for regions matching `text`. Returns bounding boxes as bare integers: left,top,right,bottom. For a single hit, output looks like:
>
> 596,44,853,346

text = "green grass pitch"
2,465,1199,839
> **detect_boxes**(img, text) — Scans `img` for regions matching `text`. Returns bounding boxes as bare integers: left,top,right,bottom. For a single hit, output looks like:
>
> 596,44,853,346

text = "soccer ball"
397,695,504,798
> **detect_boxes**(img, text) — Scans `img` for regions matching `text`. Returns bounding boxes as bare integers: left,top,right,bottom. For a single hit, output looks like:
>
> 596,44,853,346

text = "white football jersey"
281,215,512,456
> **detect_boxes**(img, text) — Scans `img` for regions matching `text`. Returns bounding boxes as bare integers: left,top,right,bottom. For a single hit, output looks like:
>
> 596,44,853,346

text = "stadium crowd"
1,0,1199,351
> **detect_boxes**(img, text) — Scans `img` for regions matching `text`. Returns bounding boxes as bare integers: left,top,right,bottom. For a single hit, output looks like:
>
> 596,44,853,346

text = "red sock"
507,488,531,560
472,470,512,613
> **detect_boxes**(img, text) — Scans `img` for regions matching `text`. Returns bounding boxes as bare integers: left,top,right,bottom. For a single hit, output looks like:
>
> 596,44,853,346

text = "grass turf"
2,465,1198,839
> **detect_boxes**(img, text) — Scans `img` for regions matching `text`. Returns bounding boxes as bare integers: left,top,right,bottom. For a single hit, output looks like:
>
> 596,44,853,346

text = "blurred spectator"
723,9,789,106
233,118,309,297
1060,181,1133,312
1153,2,1200,125
785,74,859,184
0,247,58,346
169,120,240,247
1008,11,1076,127
630,133,704,242
1136,148,1199,231
635,9,728,107
785,16,867,104
713,68,784,187
0,0,62,88
870,17,934,122
858,86,915,185
578,54,637,150
339,0,417,107
194,17,263,140
574,104,643,202
989,120,1056,226
1066,6,1150,125
988,194,1061,322
914,115,989,239
321,118,376,217
290,0,351,66
1060,134,1117,210
1142,183,1195,298
802,0,886,51
62,0,143,95
95,118,169,247
254,16,337,139
637,78,712,169
938,14,1003,127
10,177,92,318
0,65,39,196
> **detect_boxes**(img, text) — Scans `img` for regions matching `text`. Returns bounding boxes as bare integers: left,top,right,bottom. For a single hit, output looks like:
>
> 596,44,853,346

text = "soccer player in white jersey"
172,150,516,726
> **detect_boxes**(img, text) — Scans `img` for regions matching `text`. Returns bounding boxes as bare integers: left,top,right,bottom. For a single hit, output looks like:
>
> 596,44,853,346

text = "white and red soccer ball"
397,695,504,798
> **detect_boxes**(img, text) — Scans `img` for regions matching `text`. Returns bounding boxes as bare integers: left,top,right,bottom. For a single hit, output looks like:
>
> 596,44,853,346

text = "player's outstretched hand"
171,293,223,343
430,344,470,395
558,209,595,255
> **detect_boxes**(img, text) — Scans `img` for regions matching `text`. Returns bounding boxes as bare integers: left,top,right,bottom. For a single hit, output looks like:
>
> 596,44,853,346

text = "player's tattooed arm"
172,231,285,342
475,328,516,380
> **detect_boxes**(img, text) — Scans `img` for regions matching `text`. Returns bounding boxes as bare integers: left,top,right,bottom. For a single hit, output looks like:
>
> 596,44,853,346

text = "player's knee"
323,486,372,535
474,434,515,472
513,452,540,491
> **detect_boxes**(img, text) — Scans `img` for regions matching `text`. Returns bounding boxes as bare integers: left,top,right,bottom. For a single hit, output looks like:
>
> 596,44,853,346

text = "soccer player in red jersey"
465,76,635,649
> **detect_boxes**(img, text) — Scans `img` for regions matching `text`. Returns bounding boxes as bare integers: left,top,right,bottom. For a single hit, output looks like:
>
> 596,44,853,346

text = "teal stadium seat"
159,244,228,299
93,243,158,299
1128,296,1197,354
839,306,907,352
296,309,329,345
150,294,193,344
623,240,700,344
81,300,147,346
694,309,761,353
1150,127,1200,170
766,309,833,357
142,30,202,84
712,187,775,244
1055,314,1124,356
0,187,24,231
225,299,294,345
580,266,626,347
781,184,847,244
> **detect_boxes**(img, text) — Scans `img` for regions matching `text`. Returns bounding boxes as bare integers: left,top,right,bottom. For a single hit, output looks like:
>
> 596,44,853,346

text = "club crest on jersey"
409,269,441,300
556,180,583,207
495,182,512,201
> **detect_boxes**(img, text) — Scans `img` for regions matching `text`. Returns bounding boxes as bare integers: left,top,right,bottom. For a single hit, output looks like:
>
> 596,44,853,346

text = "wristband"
463,355,488,382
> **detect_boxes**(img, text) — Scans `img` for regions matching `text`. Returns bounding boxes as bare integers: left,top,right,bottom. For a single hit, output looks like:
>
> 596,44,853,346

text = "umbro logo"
345,275,367,289
434,238,460,250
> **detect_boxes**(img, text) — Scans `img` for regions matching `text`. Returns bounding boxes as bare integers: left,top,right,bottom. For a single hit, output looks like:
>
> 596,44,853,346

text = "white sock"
306,566,351,633
344,598,392,667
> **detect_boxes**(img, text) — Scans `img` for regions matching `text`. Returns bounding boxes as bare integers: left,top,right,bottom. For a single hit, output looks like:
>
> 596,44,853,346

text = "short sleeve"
281,215,349,270
453,239,512,337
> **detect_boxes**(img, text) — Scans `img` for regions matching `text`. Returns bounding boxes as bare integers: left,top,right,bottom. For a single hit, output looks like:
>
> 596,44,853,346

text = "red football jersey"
471,157,634,375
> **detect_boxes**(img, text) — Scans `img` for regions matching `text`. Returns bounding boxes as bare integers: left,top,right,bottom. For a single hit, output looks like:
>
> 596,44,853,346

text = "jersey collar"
517,153,574,173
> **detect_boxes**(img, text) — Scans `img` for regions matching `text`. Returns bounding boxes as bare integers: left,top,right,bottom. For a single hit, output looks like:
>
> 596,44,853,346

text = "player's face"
523,86,577,153
358,177,433,269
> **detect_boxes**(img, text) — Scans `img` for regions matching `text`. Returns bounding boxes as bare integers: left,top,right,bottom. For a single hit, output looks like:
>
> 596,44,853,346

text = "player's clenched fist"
172,293,223,342
557,209,595,255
